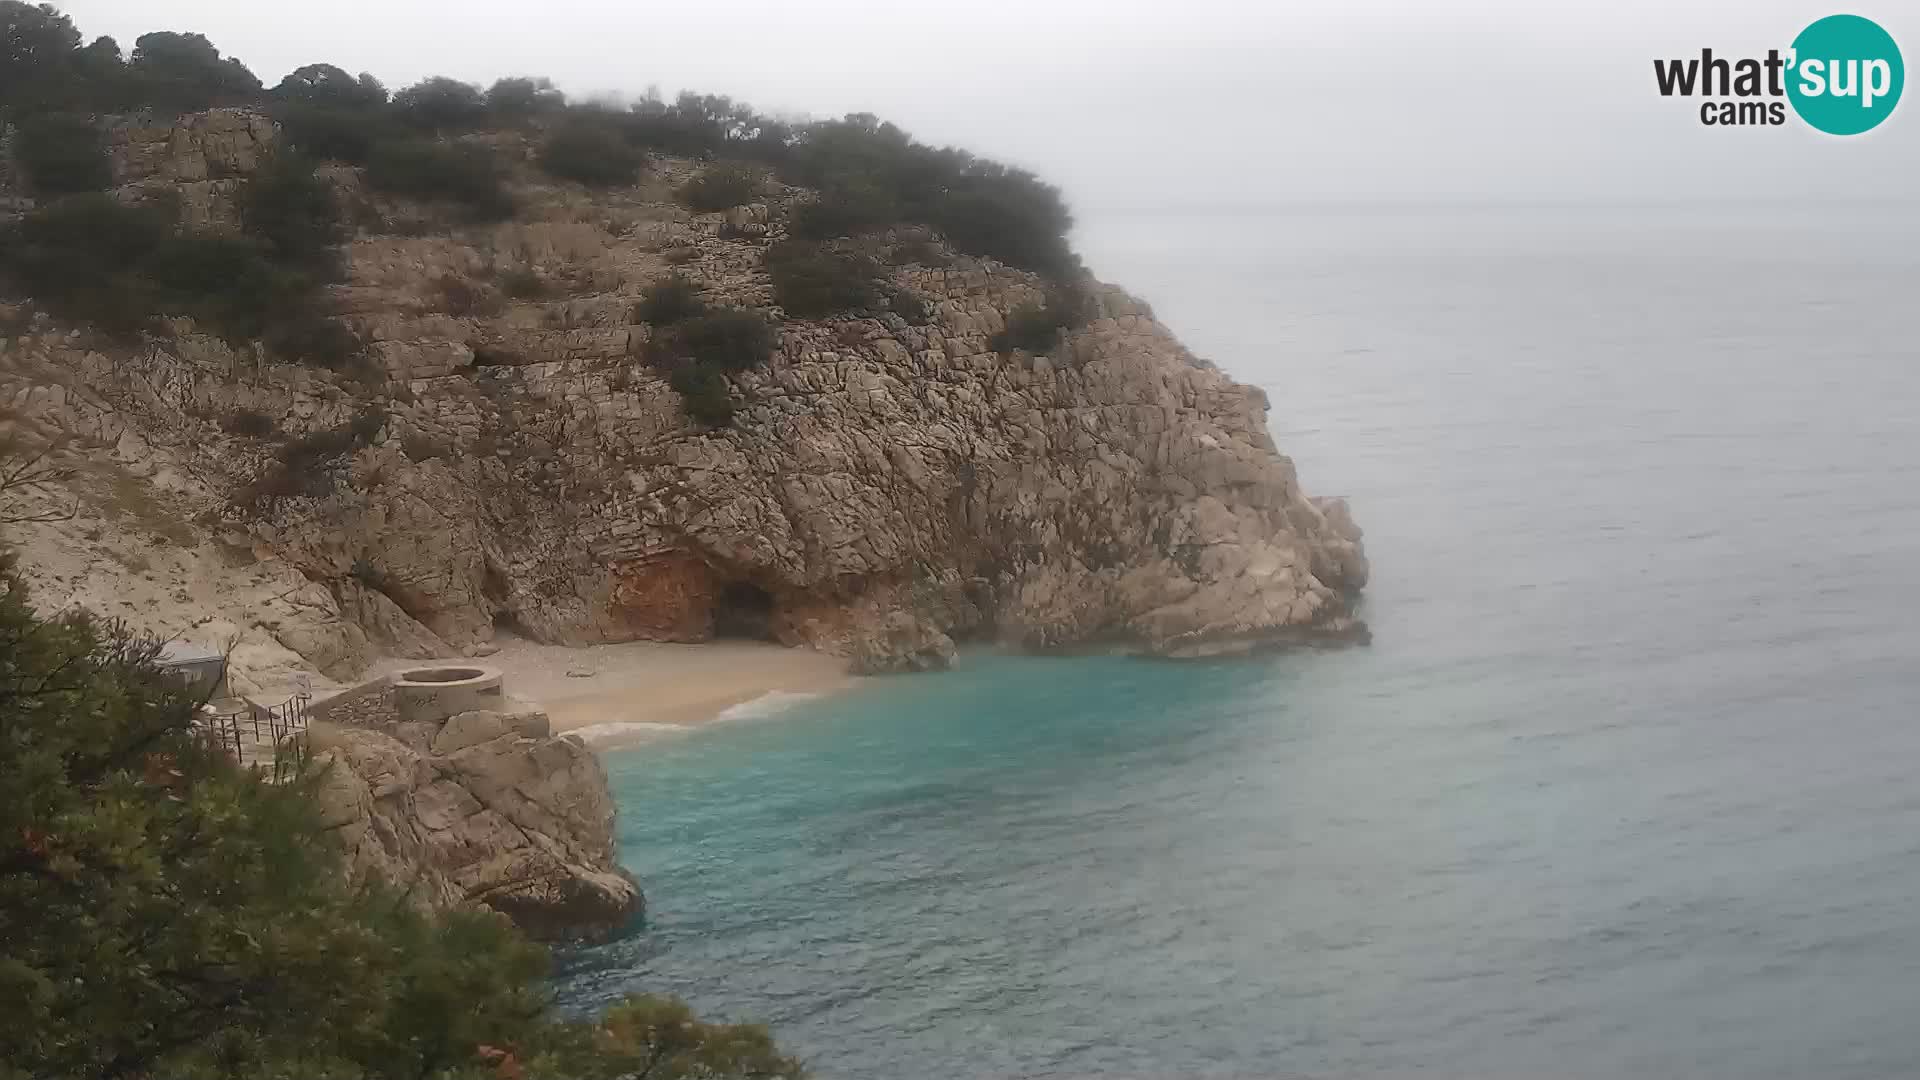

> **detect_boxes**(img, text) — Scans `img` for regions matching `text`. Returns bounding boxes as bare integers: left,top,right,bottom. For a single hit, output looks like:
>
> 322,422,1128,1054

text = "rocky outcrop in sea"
305,678,641,942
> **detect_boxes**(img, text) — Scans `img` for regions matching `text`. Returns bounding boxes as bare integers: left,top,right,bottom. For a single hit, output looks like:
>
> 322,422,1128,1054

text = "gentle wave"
713,690,823,723
565,721,687,747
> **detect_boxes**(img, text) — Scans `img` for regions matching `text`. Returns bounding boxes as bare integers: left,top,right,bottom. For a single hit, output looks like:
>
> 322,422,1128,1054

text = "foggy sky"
53,0,1920,212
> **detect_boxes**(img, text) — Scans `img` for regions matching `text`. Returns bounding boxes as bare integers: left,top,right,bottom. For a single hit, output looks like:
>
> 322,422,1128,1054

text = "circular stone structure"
391,665,505,725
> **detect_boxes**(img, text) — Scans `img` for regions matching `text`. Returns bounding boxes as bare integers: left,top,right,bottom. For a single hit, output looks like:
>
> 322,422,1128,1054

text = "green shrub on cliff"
669,360,736,427
635,274,707,326
0,143,348,346
485,76,566,122
677,162,762,212
991,302,1063,354
765,240,880,317
0,195,315,343
932,164,1078,277
392,75,488,133
788,179,900,243
365,140,514,221
989,283,1095,355
642,300,771,426
262,313,363,369
272,101,405,164
678,308,776,373
781,115,1076,276
0,195,170,334
0,545,803,1079
125,30,262,114
539,122,646,188
2,2,1091,375
272,62,389,111
11,112,111,197
239,153,344,270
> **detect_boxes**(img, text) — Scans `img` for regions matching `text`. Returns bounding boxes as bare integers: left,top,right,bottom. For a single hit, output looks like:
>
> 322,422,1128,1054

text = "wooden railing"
196,692,312,774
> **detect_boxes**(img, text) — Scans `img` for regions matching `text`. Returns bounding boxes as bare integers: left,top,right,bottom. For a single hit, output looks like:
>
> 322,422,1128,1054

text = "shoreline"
372,636,855,750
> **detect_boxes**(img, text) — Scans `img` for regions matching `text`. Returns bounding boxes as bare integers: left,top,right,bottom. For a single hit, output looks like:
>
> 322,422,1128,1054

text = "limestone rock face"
332,578,460,660
308,709,642,942
102,108,276,229
0,113,1368,679
107,108,277,185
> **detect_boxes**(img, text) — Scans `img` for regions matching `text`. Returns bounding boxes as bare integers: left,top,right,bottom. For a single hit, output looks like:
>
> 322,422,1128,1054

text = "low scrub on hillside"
7,4,1083,288
262,312,364,369
992,302,1066,355
765,240,882,318
633,274,707,326
0,192,340,345
989,283,1096,356
0,140,353,353
271,101,400,164
643,303,778,426
538,122,646,188
668,361,735,427
676,162,762,212
364,140,514,221
677,308,777,373
781,116,1078,276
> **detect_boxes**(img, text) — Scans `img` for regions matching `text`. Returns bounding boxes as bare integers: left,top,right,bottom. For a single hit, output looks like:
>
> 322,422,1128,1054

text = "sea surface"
558,202,1920,1078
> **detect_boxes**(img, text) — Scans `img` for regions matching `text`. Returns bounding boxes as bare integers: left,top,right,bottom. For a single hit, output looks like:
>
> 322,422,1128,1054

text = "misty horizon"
48,0,1920,215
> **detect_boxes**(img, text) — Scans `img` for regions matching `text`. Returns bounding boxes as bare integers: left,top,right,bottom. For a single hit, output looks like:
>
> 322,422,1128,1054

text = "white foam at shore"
565,691,822,748
713,689,822,722
565,721,686,747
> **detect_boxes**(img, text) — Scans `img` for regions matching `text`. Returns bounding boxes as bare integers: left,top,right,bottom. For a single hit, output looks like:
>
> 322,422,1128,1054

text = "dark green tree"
240,153,344,270
0,195,172,334
392,76,487,132
677,162,762,213
529,995,804,1079
126,30,261,113
0,2,82,118
537,123,644,188
272,62,388,110
365,141,513,221
486,76,565,120
11,111,111,196
271,100,404,164
765,241,880,317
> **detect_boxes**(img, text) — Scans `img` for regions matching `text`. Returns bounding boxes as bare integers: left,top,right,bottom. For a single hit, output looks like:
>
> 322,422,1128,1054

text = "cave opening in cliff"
492,609,529,640
712,581,777,642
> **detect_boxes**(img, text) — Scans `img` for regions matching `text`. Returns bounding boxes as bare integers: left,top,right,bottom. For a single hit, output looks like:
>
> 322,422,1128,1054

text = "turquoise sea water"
560,203,1920,1077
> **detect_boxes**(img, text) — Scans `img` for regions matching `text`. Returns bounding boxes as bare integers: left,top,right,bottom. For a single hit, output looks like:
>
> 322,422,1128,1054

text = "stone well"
390,665,505,725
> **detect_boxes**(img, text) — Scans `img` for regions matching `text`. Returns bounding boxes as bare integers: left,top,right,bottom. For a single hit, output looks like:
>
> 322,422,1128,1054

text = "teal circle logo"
1787,14,1904,135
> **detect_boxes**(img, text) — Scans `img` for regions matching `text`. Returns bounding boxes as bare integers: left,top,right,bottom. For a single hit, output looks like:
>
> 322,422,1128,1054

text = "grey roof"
157,642,225,667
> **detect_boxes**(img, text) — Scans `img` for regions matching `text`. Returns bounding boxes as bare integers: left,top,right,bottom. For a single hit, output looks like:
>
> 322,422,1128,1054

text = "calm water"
560,203,1920,1078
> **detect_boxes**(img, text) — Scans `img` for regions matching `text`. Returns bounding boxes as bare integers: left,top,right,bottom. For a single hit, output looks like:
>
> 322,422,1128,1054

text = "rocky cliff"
0,109,1367,690
306,692,642,943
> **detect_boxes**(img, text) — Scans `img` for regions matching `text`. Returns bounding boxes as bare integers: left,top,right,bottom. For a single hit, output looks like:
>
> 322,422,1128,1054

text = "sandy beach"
372,637,854,749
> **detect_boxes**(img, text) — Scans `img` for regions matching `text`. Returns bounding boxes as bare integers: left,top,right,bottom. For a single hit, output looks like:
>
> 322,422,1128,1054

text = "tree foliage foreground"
0,528,802,1080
